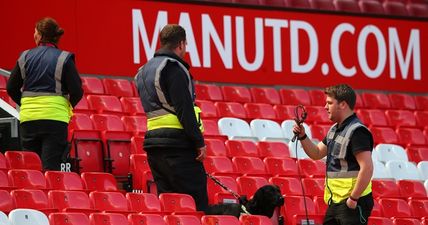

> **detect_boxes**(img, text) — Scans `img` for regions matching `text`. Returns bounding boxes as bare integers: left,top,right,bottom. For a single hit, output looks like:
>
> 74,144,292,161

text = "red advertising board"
0,0,426,92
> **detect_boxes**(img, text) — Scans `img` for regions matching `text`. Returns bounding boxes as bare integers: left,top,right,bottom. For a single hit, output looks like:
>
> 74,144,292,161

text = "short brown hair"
36,17,64,44
324,84,356,110
159,24,186,50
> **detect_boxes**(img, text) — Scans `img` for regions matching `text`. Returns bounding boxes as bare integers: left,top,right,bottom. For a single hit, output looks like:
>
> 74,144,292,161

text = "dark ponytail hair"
36,17,64,45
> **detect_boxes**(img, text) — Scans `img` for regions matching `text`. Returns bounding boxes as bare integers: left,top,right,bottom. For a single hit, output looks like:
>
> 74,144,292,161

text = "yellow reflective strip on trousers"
20,96,72,123
324,177,372,204
147,106,204,132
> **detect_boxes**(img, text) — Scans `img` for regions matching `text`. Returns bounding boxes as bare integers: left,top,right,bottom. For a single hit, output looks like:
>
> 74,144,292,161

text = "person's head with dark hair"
324,84,356,110
159,24,187,58
34,17,64,45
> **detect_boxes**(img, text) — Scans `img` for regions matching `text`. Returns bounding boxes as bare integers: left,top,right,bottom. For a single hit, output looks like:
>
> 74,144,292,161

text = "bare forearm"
351,166,373,199
300,138,325,160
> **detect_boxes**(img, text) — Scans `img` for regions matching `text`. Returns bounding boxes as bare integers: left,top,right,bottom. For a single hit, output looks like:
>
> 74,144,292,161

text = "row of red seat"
197,0,428,17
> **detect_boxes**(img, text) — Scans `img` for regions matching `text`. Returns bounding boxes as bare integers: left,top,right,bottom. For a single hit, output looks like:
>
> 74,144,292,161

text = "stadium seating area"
189,0,428,17
0,74,428,225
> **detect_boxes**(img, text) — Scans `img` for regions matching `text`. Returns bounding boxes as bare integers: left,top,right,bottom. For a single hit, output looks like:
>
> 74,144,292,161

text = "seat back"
250,87,281,105
194,84,223,101
221,85,252,103
225,140,259,158
417,161,428,180
371,127,399,144
205,138,227,157
371,180,401,199
126,192,161,213
269,177,303,196
8,209,49,225
236,176,269,198
263,157,298,177
81,77,104,95
388,93,416,110
11,189,49,210
89,213,128,225
383,1,409,16
159,193,197,213
279,88,311,105
0,190,14,213
120,97,145,116
244,103,277,120
102,78,134,97
81,172,118,191
361,92,391,109
281,120,312,142
128,214,167,225
87,95,123,115
48,190,92,212
8,169,47,189
250,119,284,141
359,0,384,14
203,156,235,175
49,212,90,225
385,160,421,181
379,198,412,218
217,118,255,140
239,214,273,225
0,211,10,225
257,141,290,158
374,144,407,163
297,159,326,178
398,180,427,199
5,151,42,170
202,215,240,225
215,102,247,119
45,171,85,191
164,215,202,225
206,175,238,204
89,191,128,212
232,156,267,176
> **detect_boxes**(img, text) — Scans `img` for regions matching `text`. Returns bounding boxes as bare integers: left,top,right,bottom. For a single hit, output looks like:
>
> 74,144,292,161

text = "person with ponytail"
7,17,83,171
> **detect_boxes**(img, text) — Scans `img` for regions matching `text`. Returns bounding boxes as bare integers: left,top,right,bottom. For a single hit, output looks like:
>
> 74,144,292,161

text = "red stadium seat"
89,213,128,225
202,215,240,225
232,156,268,177
405,146,428,163
263,157,298,177
385,110,417,128
302,178,325,197
5,150,42,170
240,215,274,225
237,176,269,198
45,171,86,191
233,0,263,5
279,88,311,106
89,191,129,213
81,77,104,95
257,141,290,158
204,156,236,176
396,127,426,146
81,172,118,192
368,217,393,225
397,180,427,199
225,140,259,157
100,130,133,176
8,169,47,189
313,196,327,215
408,199,428,218
130,136,144,154
355,93,365,109
91,114,125,132
11,189,55,213
310,124,331,141
407,3,428,17
202,119,223,137
205,138,227,157
159,193,197,214
244,103,277,120
309,0,336,11
415,111,428,128
70,113,94,131
48,190,96,214
0,189,14,213
206,175,238,204
128,214,167,225
0,170,13,190
263,0,287,6
334,0,361,12
0,90,16,107
371,199,383,217
196,100,219,119
379,198,413,218
383,1,409,16
273,105,294,121
361,93,391,109
269,176,303,196
73,95,95,115
129,154,154,193
359,0,385,14
49,212,90,225
0,152,9,171
297,159,326,178
164,215,202,225
87,95,123,115
126,192,161,213
388,93,416,110
102,78,135,97
370,127,399,144
221,85,252,103
195,84,223,101
215,102,247,119
305,106,331,124
0,75,6,89
308,89,326,106
392,218,423,225
120,97,145,116
282,196,317,225
371,180,401,198
285,0,311,8
415,96,428,111
69,129,105,173
122,115,147,135
250,87,281,105
357,109,389,127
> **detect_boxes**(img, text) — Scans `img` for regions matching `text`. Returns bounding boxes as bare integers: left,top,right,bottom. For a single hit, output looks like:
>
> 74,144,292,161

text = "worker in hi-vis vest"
7,17,83,171
135,24,208,212
293,84,374,225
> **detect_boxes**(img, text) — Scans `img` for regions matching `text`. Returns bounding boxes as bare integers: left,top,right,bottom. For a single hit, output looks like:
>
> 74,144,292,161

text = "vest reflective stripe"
19,50,70,97
152,57,193,114
18,50,29,80
327,170,359,178
147,106,204,132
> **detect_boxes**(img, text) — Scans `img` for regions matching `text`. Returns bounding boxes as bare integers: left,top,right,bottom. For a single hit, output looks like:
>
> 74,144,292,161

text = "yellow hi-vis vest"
324,117,372,204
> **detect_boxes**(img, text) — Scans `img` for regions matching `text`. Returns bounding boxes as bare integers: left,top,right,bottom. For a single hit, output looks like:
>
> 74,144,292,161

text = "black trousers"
146,147,208,212
20,120,68,171
323,193,374,225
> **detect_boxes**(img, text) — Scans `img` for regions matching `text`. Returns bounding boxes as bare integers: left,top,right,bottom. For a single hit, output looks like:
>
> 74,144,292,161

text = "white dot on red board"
322,63,329,75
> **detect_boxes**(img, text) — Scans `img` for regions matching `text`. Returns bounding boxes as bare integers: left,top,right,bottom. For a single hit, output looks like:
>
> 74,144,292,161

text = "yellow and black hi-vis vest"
17,46,73,123
324,116,372,204
135,55,203,132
